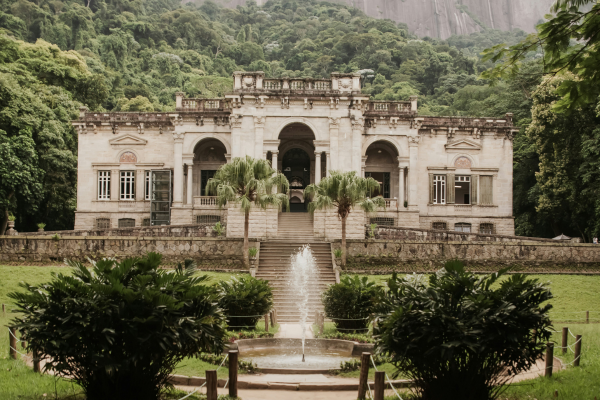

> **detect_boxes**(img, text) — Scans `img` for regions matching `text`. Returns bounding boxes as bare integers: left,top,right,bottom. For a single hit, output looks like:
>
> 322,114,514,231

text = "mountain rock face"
208,0,556,39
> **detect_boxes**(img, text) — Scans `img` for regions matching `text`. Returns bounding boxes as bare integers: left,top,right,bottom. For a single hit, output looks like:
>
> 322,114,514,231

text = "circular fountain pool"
236,338,364,372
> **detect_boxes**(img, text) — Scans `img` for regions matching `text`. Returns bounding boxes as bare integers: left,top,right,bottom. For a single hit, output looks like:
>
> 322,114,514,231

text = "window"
366,172,391,198
98,171,110,200
145,171,151,200
455,223,471,233
432,222,447,230
96,218,110,229
433,175,446,204
142,218,150,226
480,223,494,235
480,176,493,205
369,217,395,227
118,218,135,228
120,171,135,200
455,176,471,205
201,170,217,196
197,215,221,224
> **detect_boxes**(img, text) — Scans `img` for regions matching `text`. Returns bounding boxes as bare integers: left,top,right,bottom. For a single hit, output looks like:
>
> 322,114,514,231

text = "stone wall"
24,224,220,238
0,236,252,268
334,239,600,272
314,209,365,240
225,207,278,239
371,225,562,243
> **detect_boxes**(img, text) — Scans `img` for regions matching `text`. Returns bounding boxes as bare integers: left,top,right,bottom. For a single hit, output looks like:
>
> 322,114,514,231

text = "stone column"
230,114,243,157
407,136,420,210
254,116,265,159
173,132,184,205
361,156,368,178
272,151,278,171
351,118,364,174
315,152,322,184
325,151,331,177
399,166,405,209
111,169,120,201
136,169,145,201
186,164,193,205
328,118,340,171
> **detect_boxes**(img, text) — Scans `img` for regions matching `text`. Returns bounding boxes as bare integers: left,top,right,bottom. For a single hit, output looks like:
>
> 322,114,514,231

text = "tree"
304,171,385,267
207,156,289,268
376,261,553,400
482,0,600,112
9,253,227,400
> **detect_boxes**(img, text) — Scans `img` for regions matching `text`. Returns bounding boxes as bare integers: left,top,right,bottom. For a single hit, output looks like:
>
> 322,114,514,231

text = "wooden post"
532,328,537,343
374,371,385,400
554,389,558,397
586,311,589,324
33,350,40,373
264,314,269,332
206,370,218,400
21,340,26,349
273,309,277,326
574,335,582,367
228,350,238,398
357,352,371,400
9,327,17,360
561,327,568,354
545,342,554,377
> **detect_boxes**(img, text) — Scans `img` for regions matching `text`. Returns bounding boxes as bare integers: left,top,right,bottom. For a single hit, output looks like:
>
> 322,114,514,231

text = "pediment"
109,134,147,146
445,139,481,151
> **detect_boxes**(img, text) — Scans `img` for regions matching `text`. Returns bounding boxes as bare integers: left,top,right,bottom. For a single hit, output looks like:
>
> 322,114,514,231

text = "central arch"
278,123,317,212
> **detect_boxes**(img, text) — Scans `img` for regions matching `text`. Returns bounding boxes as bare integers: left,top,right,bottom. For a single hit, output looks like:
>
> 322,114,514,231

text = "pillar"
408,136,420,210
187,164,193,205
173,133,184,205
110,168,119,201
315,152,322,184
351,118,364,174
272,151,278,171
136,169,145,201
254,117,265,159
399,166,405,209
325,151,331,177
329,118,340,171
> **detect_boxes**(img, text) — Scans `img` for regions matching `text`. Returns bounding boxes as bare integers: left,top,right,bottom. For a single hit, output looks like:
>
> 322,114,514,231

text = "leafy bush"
212,221,225,237
37,222,46,229
322,275,383,333
217,276,273,331
376,260,553,400
8,213,15,221
333,248,343,258
9,253,227,400
225,330,274,342
334,354,392,373
314,331,373,343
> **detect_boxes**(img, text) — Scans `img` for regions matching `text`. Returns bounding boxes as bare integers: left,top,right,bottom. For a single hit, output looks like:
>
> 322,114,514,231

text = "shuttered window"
480,176,493,205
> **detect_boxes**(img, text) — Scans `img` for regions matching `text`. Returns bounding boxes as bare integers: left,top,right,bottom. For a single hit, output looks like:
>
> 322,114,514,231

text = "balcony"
194,196,219,208
179,98,232,112
364,101,413,116
261,78,334,94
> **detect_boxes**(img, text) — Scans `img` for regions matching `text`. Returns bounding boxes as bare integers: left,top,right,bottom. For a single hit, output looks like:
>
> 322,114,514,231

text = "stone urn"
38,228,44,233
8,220,15,229
249,257,257,268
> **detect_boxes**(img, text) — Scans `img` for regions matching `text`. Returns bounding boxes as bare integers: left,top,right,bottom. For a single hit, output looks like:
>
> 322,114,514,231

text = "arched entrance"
192,138,227,197
278,123,317,212
364,140,399,199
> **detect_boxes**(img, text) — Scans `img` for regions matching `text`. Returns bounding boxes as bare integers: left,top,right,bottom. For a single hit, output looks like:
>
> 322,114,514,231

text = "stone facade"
72,72,517,239
0,236,251,268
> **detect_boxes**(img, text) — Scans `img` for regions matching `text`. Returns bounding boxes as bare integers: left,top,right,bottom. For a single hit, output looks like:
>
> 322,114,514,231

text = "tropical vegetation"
305,170,384,266
216,275,273,331
376,261,553,400
8,253,227,400
207,156,289,268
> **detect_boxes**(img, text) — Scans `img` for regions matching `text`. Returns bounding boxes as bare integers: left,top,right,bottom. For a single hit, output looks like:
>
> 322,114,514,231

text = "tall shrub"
9,253,226,400
217,276,273,331
322,275,383,332
376,261,553,400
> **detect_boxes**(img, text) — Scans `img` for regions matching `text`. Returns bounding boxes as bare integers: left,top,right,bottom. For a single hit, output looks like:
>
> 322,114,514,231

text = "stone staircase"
255,213,336,323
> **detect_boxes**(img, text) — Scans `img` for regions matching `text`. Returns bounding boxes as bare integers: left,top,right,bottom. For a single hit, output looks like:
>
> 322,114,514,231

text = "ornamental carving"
408,135,420,145
351,116,364,130
339,78,352,90
454,157,472,169
230,115,242,128
242,76,255,88
328,117,341,128
120,151,137,163
172,131,184,141
254,116,265,127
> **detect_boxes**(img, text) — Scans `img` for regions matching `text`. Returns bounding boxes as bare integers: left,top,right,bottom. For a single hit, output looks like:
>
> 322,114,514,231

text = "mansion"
72,72,517,239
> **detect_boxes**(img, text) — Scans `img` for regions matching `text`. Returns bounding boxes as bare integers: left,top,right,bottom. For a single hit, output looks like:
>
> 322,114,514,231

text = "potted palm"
37,223,46,232
249,247,258,268
7,214,16,229
333,248,343,268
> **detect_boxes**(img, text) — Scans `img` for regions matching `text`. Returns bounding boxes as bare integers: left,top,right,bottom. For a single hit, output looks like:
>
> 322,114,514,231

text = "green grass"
174,357,230,379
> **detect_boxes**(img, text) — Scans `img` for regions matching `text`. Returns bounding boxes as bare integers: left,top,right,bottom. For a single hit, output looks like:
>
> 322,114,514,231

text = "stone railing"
20,223,226,238
418,114,515,129
82,112,170,123
364,101,412,115
179,98,231,112
256,79,334,93
384,198,397,209
194,196,219,207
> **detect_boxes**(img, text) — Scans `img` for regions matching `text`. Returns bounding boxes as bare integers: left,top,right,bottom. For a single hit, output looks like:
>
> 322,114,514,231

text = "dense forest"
0,0,598,241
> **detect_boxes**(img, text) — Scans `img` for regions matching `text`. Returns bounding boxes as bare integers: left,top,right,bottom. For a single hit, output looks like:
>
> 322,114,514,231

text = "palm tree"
207,156,289,268
304,171,385,268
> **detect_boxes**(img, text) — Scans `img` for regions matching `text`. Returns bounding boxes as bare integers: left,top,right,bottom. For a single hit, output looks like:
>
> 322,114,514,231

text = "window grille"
455,223,472,233
118,218,135,228
197,215,221,224
142,218,150,226
96,218,110,229
432,222,447,230
369,217,395,226
433,175,446,204
98,171,110,200
145,171,151,200
120,171,135,200
479,223,494,235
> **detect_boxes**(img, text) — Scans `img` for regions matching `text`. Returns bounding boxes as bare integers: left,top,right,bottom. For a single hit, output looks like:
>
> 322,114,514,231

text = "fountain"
233,245,374,372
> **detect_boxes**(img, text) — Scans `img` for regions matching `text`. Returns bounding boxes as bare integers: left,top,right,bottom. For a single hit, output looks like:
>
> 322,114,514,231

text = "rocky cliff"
207,0,556,39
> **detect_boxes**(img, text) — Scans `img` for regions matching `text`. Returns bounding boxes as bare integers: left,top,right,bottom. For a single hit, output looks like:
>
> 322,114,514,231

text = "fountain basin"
235,338,373,374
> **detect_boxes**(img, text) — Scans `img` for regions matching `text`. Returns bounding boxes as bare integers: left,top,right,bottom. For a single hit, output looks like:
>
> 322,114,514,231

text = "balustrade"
194,196,219,207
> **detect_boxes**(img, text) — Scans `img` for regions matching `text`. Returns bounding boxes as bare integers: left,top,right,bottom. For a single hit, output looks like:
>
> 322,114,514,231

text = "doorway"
282,148,310,212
